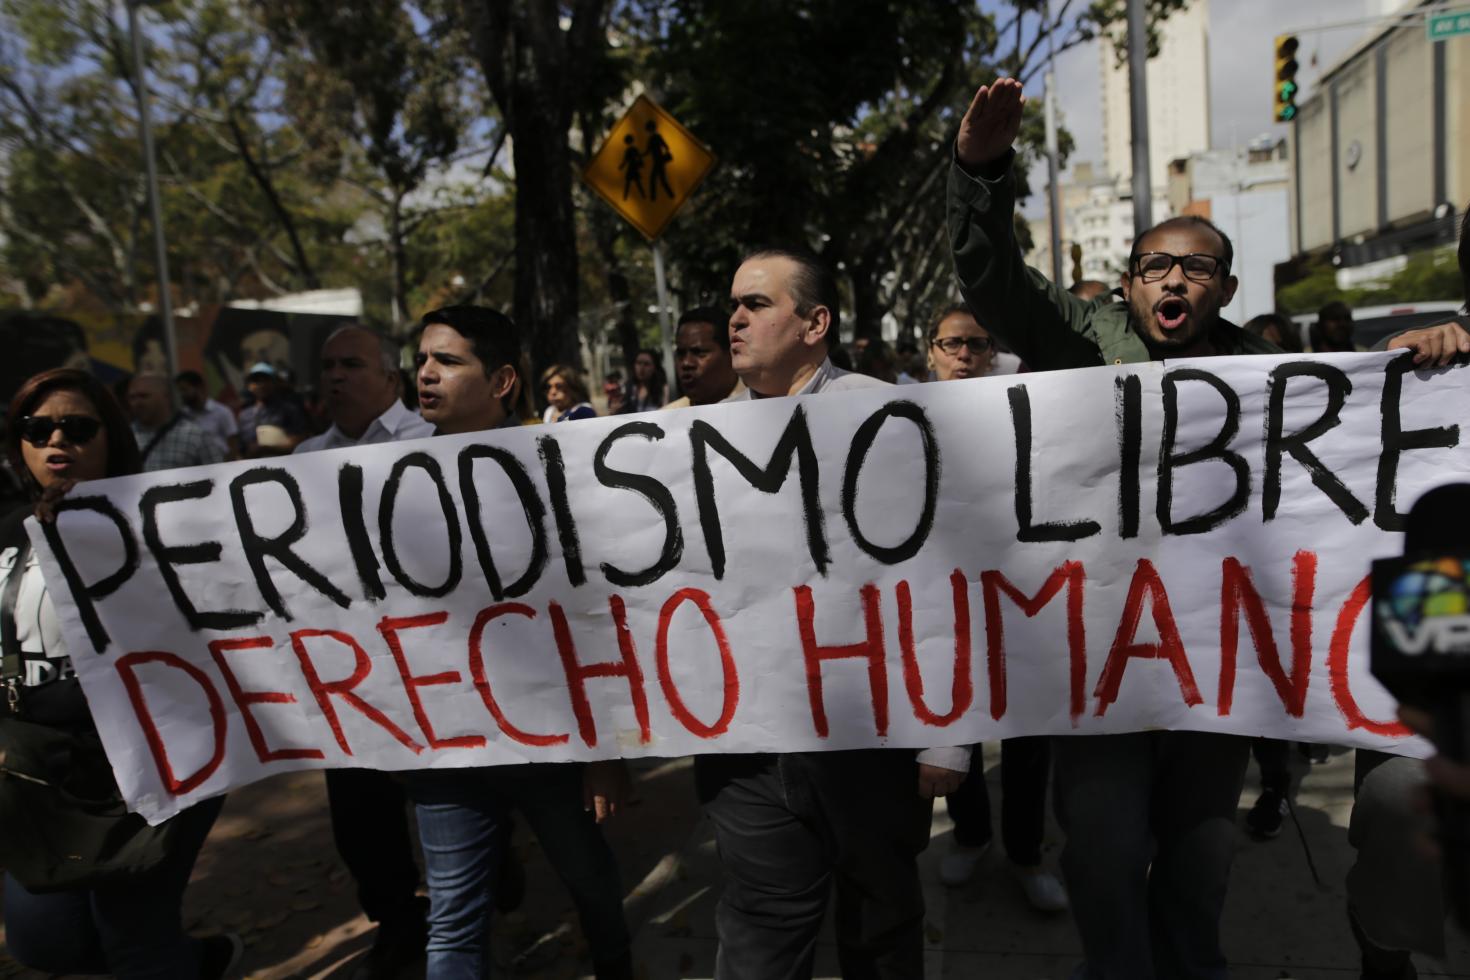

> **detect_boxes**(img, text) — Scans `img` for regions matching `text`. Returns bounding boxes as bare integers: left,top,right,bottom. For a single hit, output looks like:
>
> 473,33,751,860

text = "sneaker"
199,933,244,980
1246,788,1287,838
354,897,428,980
938,840,991,887
1014,865,1069,913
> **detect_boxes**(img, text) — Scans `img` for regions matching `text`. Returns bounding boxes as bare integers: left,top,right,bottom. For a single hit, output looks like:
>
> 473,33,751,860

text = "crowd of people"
2,74,1469,980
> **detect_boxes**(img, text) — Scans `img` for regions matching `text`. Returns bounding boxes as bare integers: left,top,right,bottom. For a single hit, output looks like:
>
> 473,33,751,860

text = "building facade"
1101,0,1212,191
1289,3,1467,270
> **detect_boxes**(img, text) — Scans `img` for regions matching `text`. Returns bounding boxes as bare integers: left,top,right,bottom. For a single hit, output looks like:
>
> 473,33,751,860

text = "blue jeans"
2,795,224,979
405,763,629,980
1052,732,1249,980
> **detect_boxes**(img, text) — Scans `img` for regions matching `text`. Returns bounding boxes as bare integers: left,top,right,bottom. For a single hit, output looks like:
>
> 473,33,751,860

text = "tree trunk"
465,0,609,375
849,254,886,343
388,195,407,328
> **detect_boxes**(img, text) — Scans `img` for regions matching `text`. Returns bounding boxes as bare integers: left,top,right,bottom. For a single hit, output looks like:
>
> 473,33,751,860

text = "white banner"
29,352,1464,823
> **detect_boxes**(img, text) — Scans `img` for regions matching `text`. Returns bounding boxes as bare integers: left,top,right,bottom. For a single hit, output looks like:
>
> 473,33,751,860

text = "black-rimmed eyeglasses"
1132,252,1228,283
930,336,993,356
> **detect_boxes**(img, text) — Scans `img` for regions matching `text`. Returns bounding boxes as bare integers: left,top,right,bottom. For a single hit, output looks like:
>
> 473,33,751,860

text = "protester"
176,369,240,458
602,371,626,414
539,364,598,422
1,368,240,979
664,306,744,408
854,338,900,383
698,246,969,979
618,348,667,412
894,339,924,384
292,325,433,978
126,373,225,472
925,305,1067,910
1311,300,1357,353
409,305,633,980
237,362,310,456
1243,311,1303,354
950,76,1279,979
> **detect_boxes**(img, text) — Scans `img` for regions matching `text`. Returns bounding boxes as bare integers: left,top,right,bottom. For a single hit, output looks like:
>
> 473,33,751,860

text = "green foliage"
1277,247,1463,315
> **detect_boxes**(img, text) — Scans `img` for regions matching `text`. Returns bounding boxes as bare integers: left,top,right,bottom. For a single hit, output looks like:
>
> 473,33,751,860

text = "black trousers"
324,768,422,925
696,750,932,980
943,736,1050,866
1251,738,1291,794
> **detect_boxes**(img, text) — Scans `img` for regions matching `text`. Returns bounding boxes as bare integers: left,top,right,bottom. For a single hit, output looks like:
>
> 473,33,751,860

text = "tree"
0,0,344,310
256,0,483,328
602,0,1181,342
458,0,615,370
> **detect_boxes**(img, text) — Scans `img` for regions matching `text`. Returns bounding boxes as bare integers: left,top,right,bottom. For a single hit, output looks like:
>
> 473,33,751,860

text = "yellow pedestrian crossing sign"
582,94,716,241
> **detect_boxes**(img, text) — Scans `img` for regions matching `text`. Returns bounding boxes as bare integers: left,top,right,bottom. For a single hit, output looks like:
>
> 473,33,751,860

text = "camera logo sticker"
1377,557,1470,656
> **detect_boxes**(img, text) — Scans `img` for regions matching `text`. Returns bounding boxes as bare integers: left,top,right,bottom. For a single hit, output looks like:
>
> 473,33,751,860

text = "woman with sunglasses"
1,368,241,979
924,307,1068,913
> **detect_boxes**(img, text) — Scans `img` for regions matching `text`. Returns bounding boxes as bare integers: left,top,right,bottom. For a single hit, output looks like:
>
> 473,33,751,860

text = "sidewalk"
2,745,1467,979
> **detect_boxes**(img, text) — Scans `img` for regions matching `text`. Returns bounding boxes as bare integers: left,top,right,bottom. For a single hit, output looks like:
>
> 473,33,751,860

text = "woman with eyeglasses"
926,303,1022,381
1,368,241,979
924,306,1068,913
539,364,598,422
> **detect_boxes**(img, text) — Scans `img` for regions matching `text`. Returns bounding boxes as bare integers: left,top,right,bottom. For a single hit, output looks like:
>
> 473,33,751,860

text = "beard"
1128,292,1218,357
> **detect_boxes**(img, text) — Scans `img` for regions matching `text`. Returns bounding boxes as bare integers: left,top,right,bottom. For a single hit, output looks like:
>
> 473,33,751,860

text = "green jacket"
947,150,1280,371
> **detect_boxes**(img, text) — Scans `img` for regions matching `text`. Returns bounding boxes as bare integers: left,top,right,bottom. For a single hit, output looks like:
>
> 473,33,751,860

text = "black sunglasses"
18,414,103,447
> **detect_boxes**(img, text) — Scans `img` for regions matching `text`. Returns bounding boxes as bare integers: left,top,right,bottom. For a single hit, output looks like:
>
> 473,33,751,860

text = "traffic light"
1274,34,1300,123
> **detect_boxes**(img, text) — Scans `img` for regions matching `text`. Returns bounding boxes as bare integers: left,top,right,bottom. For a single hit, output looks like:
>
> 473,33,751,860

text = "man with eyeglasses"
946,77,1278,980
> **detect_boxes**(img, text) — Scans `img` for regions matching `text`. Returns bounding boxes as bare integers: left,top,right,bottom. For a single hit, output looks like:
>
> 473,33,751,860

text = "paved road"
1,745,1467,979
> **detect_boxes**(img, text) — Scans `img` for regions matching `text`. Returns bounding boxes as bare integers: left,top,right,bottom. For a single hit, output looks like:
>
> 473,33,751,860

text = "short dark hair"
1128,216,1234,274
927,302,975,345
741,246,841,346
417,305,522,414
677,306,730,352
6,368,141,499
175,369,204,387
1316,300,1352,323
1242,312,1302,354
418,305,520,374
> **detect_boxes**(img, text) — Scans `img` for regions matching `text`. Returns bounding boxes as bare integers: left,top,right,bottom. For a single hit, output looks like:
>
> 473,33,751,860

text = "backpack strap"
1,509,33,712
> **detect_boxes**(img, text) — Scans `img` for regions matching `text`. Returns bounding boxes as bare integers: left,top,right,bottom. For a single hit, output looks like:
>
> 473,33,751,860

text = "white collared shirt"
294,400,435,454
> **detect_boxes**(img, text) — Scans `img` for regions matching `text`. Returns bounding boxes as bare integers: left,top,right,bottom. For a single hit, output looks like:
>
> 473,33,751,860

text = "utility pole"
126,0,180,398
1126,0,1153,237
1043,0,1064,285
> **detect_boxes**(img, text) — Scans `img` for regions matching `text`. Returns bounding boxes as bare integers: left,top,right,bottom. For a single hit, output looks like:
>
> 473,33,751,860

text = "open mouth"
45,454,73,472
1154,296,1192,332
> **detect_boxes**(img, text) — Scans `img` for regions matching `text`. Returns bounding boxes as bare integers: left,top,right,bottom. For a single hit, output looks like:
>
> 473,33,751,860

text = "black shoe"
1246,788,1286,838
355,897,428,980
199,933,244,980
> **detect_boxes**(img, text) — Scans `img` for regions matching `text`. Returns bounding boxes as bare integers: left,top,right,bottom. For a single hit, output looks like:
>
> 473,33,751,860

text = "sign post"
582,94,716,388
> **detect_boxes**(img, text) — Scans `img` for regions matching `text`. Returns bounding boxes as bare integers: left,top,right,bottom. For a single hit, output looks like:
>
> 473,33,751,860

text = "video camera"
1370,483,1470,932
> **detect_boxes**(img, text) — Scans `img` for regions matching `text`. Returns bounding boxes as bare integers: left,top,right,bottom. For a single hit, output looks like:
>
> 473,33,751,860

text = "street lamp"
125,0,180,400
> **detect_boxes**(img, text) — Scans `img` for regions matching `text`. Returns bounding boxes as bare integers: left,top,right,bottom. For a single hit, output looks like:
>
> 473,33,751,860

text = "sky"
1042,0,1383,180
